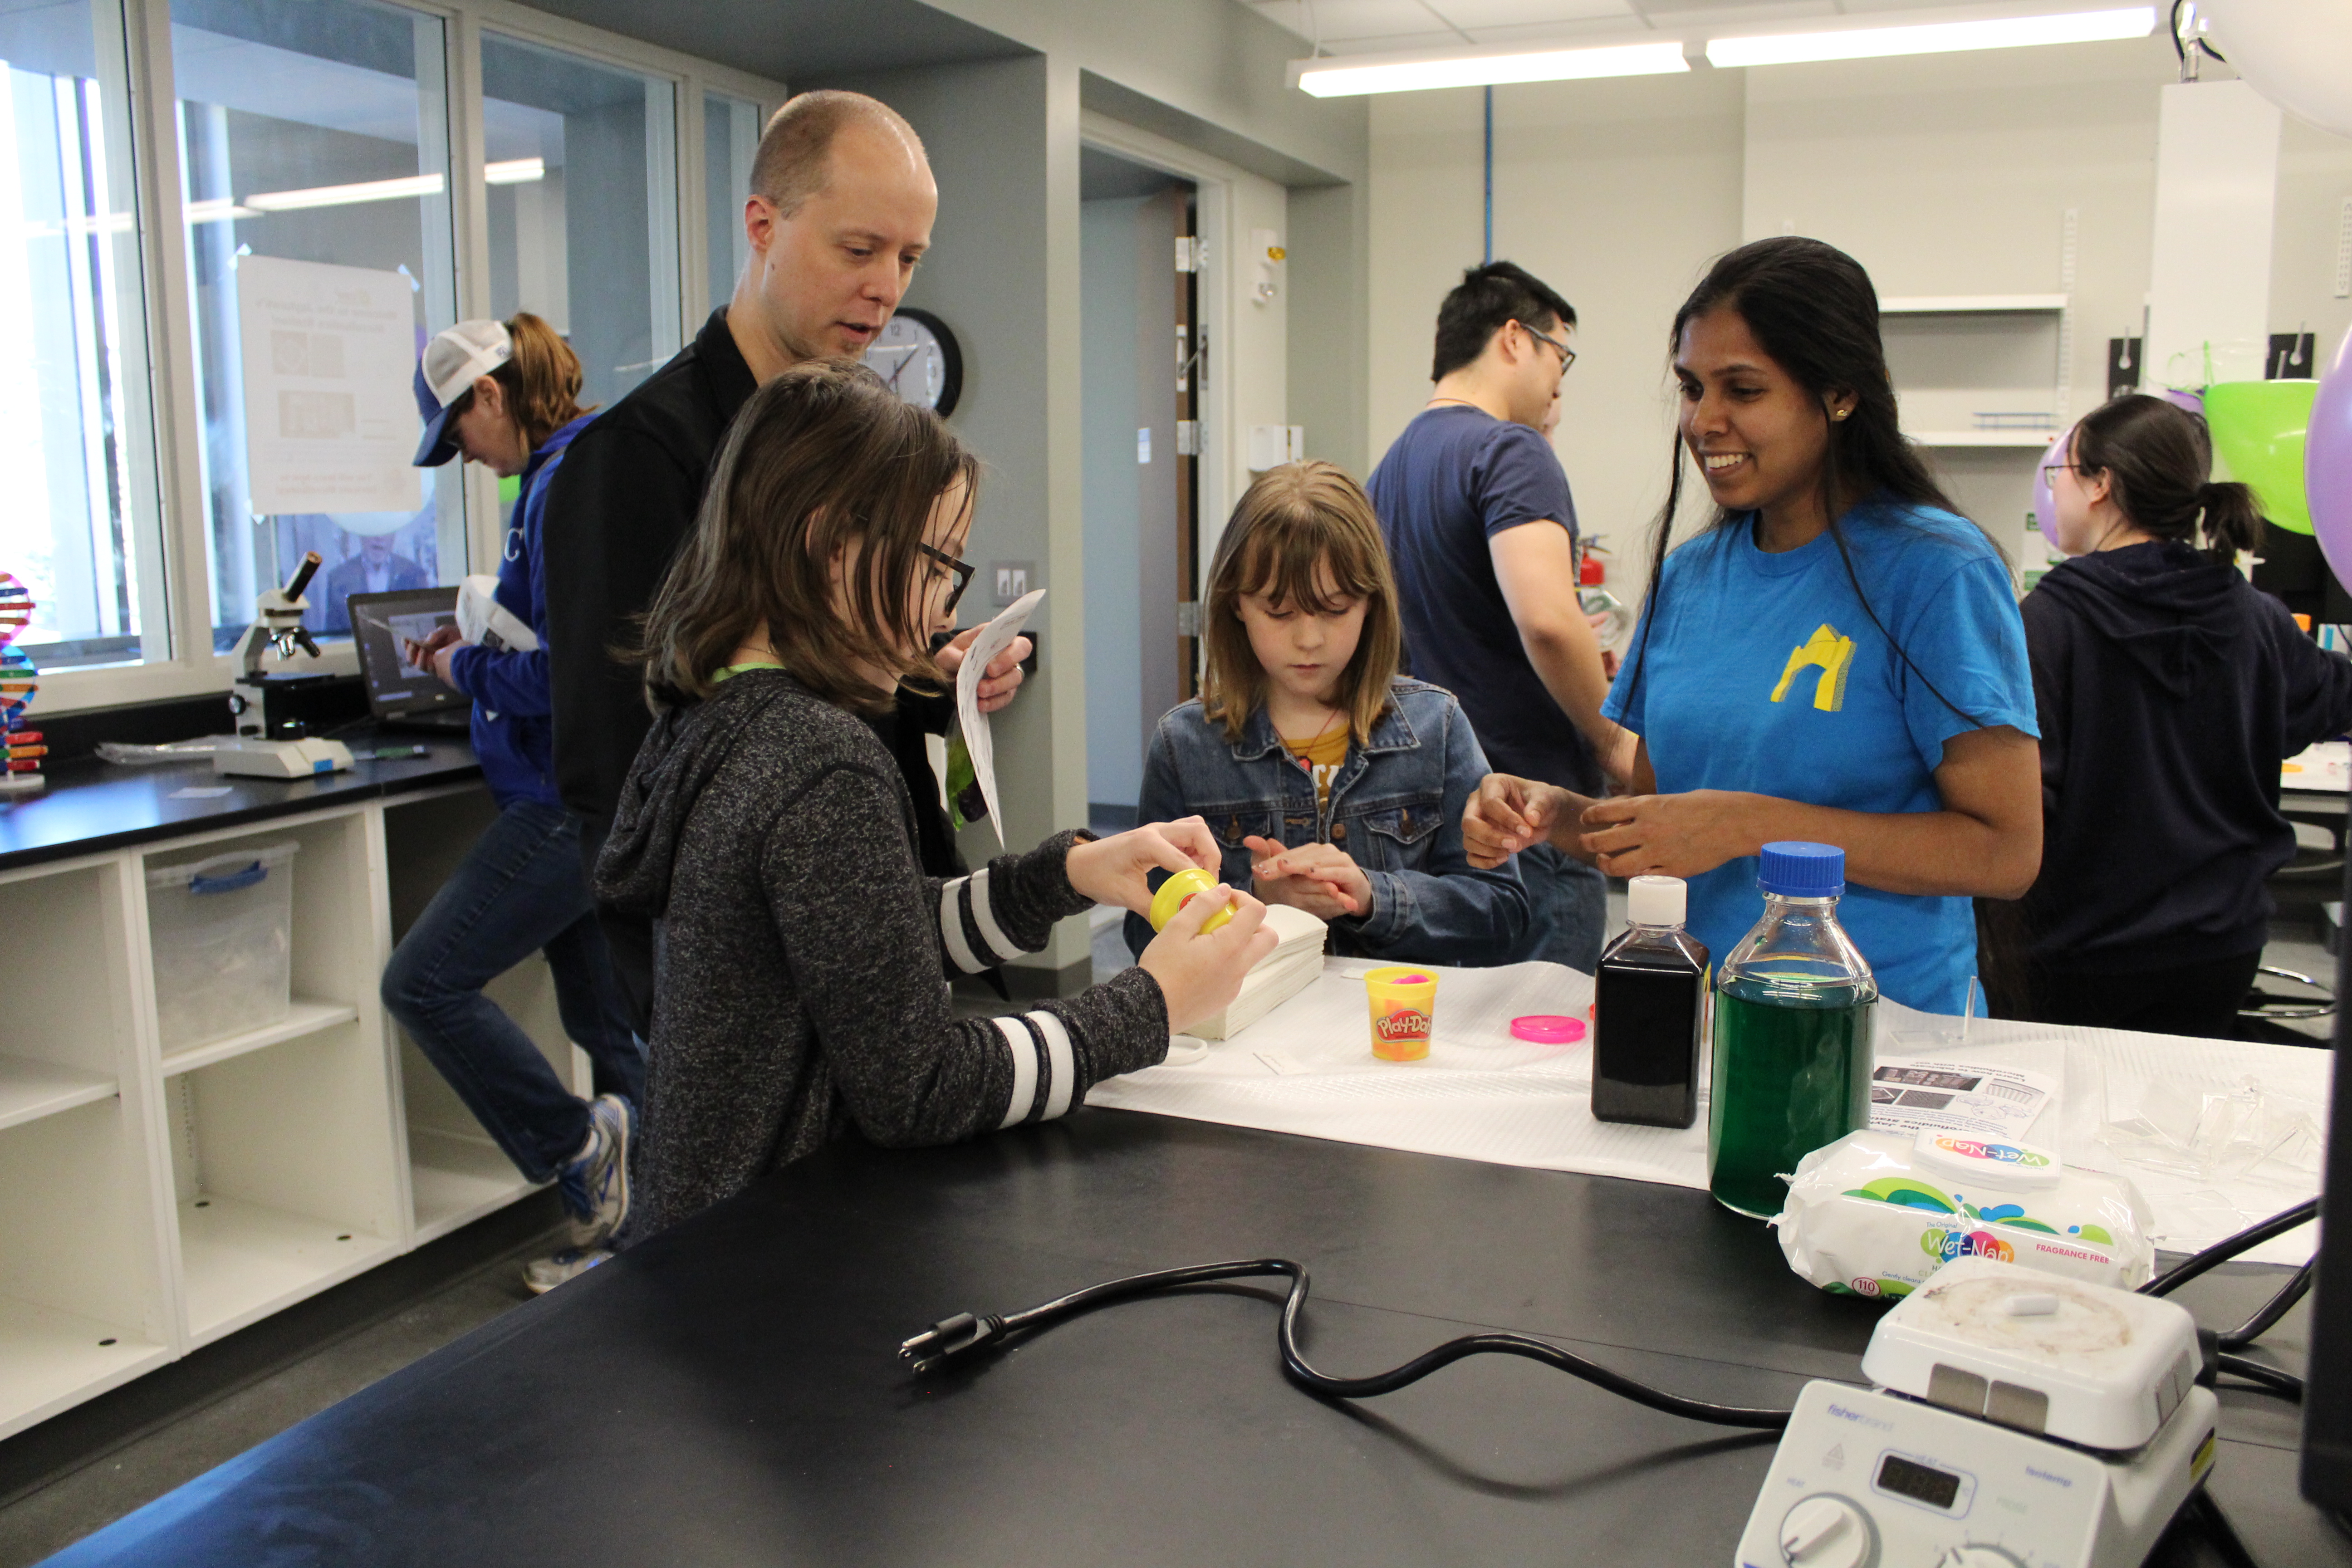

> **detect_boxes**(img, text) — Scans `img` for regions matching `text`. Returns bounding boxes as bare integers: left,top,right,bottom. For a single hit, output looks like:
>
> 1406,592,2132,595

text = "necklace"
1426,396,1483,412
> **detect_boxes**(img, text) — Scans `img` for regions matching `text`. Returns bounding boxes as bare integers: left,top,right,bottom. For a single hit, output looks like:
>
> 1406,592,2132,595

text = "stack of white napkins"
1187,903,1328,1040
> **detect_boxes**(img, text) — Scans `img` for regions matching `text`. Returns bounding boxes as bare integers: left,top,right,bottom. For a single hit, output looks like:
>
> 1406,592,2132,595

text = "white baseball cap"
412,319,513,466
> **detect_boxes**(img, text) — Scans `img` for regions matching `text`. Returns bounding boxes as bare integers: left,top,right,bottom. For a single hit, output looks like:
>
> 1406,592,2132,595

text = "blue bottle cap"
1758,841,1844,897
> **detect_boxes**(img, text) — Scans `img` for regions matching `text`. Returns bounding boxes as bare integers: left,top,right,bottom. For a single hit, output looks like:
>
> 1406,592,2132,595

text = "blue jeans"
383,799,643,1182
1517,843,1607,973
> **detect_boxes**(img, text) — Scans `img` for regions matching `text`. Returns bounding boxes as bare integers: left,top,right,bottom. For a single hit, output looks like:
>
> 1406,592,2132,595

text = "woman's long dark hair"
2071,393,2263,565
1618,236,2003,729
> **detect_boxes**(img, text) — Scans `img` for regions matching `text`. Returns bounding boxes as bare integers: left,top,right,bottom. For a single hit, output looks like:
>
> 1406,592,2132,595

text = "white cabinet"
1884,295,2073,572
0,786,571,1439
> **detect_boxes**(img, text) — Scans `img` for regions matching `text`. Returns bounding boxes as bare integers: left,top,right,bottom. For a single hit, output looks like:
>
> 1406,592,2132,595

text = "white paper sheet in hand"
955,587,1043,848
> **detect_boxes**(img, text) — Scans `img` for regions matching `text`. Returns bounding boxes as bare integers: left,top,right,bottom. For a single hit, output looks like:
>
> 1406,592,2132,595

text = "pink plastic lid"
1510,1015,1585,1044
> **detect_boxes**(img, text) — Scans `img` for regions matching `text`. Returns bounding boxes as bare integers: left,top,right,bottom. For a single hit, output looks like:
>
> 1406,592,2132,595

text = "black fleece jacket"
543,307,963,872
595,669,1170,1241
2021,541,2352,970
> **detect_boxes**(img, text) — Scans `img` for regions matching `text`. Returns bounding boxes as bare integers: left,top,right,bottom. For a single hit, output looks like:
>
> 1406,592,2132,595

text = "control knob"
1779,1495,1873,1568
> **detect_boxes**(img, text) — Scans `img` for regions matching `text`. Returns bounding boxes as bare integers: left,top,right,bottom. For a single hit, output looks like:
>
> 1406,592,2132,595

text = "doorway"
1081,145,1197,833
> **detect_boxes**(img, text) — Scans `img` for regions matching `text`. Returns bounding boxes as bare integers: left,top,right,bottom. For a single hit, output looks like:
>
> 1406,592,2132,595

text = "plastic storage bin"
146,842,299,1052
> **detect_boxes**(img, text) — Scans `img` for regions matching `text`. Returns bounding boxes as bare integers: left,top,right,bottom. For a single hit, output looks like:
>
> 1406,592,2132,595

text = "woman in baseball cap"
384,313,642,1294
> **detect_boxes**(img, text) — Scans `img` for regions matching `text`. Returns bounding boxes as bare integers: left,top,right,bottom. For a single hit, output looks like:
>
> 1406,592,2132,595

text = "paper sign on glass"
956,588,1043,849
235,255,423,515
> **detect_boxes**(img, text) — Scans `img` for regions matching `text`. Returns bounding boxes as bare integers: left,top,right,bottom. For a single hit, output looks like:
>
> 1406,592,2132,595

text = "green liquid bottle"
1707,842,1877,1219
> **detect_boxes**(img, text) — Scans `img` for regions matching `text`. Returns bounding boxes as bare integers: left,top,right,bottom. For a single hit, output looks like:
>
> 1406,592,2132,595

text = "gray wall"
1287,181,1371,478
819,54,1093,979
1081,196,1144,813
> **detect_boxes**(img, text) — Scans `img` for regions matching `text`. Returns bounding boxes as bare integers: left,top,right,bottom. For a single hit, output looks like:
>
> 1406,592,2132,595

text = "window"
481,33,679,415
172,0,461,649
704,91,761,314
0,1,165,670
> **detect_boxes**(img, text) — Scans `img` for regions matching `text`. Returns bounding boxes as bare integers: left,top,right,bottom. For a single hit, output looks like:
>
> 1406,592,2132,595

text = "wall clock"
863,306,962,416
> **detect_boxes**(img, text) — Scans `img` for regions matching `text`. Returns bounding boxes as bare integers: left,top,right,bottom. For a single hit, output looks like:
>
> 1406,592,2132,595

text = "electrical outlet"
992,562,1034,606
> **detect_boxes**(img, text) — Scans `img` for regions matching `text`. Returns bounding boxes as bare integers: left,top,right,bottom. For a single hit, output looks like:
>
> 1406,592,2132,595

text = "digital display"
1875,1065,1982,1091
1877,1453,1962,1510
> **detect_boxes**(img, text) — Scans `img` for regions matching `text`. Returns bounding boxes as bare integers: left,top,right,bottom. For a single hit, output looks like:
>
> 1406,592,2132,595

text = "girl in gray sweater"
596,360,1276,1244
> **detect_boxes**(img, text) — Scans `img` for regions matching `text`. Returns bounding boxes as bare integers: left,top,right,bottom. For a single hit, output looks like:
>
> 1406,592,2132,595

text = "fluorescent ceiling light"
1706,7,2154,68
243,172,446,212
1299,42,1687,98
182,197,257,225
485,157,544,185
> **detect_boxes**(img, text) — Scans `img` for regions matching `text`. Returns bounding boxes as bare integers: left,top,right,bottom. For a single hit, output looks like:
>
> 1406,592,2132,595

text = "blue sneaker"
553,1093,630,1245
523,1246,611,1295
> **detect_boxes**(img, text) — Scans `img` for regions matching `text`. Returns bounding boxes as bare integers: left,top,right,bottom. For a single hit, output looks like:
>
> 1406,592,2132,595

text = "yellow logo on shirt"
1771,623,1856,712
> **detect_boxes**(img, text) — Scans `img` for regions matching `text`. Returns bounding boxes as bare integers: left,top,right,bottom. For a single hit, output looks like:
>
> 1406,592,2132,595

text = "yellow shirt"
1283,725,1350,815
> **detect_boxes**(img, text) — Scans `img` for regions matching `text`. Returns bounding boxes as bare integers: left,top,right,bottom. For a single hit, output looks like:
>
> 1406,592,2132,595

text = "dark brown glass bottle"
1592,875,1709,1129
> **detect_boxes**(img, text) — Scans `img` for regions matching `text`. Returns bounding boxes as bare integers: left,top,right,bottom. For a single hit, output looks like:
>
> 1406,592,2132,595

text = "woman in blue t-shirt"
1464,237,2041,1013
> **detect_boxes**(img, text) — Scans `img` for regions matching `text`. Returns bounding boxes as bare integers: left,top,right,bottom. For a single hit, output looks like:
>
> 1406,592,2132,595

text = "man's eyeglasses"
920,543,973,616
1516,319,1577,379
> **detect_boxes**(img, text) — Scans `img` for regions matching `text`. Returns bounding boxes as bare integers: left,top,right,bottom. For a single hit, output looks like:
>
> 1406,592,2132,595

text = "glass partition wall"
0,1,166,669
481,32,678,416
172,0,459,647
0,0,772,693
703,90,759,316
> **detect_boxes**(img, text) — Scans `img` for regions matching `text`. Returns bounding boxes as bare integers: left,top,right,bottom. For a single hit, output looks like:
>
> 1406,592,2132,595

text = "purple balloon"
2311,326,2352,588
2160,387,2205,418
2033,423,2076,540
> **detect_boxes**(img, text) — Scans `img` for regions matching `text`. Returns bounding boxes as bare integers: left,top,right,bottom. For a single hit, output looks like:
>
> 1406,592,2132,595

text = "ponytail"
492,312,592,449
2196,479,2264,566
2072,394,2258,568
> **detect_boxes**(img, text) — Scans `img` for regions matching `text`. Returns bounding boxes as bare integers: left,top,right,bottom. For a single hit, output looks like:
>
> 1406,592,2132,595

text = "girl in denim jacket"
1127,462,1531,965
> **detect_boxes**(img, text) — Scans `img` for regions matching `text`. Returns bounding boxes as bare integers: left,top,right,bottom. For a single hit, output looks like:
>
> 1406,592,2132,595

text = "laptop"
347,587,474,734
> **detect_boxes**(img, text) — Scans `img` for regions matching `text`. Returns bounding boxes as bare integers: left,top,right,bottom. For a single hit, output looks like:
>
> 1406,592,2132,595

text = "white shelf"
0,1055,116,1132
177,1194,396,1345
410,1126,539,1245
0,1294,169,1441
1882,294,2068,314
1910,430,2057,448
158,999,360,1077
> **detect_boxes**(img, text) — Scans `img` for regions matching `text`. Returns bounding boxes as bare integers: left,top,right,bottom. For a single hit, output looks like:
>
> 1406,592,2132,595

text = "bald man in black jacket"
544,90,1027,1031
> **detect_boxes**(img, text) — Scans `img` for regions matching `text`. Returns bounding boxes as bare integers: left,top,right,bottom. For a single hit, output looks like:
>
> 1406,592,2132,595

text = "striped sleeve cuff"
991,1011,1078,1127
938,867,1030,973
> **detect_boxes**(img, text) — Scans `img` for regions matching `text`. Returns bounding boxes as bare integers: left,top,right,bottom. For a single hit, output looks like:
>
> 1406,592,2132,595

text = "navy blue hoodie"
2021,540,2352,969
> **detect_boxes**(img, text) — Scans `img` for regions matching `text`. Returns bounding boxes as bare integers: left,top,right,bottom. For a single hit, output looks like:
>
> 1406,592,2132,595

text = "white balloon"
2202,0,2352,139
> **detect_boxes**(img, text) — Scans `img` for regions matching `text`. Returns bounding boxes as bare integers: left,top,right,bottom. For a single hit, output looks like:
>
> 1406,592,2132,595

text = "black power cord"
905,1201,2328,1433
2141,1200,2318,1299
2220,1263,2312,1352
2215,1352,2304,1405
2140,1199,2317,1405
899,1257,1796,1430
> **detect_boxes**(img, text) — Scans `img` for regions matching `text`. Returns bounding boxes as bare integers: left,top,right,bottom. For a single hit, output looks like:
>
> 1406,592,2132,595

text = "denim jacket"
1126,678,1530,965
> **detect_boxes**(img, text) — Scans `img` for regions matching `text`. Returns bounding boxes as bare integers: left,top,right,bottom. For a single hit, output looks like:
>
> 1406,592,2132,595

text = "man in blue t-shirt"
1367,262,1619,970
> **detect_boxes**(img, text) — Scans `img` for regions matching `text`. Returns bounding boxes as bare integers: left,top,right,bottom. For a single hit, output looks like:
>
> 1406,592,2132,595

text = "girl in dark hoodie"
2020,392,2352,1037
594,359,1278,1248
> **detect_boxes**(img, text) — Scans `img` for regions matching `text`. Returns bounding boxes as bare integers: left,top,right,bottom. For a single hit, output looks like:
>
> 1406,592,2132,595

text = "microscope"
219,552,354,779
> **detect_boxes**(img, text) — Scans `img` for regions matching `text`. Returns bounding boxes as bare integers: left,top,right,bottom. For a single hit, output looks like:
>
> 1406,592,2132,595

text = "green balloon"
2205,380,2318,534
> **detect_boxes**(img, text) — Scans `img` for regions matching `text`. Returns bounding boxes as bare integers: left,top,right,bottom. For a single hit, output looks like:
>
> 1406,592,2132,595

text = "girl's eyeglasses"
2041,462,2081,485
920,543,974,617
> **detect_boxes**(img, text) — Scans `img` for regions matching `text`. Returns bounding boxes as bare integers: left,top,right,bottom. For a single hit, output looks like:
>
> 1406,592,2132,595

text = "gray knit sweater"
595,668,1171,1240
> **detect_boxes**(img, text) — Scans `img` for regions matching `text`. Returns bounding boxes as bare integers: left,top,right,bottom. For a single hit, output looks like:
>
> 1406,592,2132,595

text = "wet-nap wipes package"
1774,1128,2156,1298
